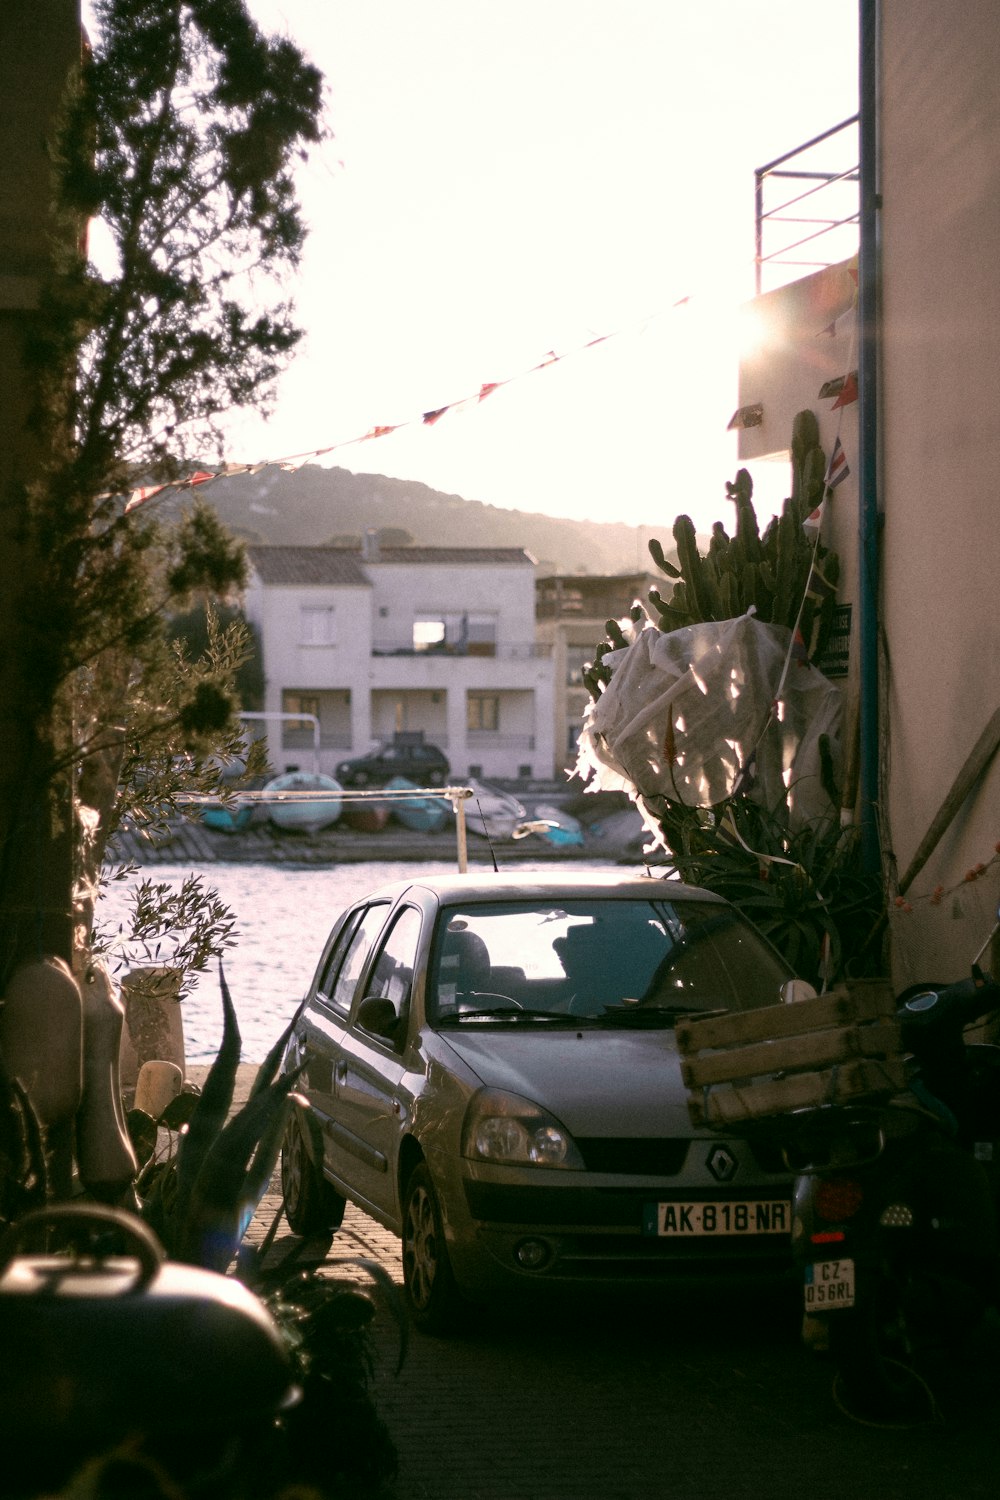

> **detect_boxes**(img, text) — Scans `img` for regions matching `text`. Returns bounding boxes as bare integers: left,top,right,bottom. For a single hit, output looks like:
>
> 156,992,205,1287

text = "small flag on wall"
831,371,859,410
825,436,851,490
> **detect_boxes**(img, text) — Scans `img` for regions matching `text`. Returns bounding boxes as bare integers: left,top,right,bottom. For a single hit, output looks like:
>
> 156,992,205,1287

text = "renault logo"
707,1145,737,1182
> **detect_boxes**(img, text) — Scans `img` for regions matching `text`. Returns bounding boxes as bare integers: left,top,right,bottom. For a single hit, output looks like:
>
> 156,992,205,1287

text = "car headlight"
461,1089,584,1169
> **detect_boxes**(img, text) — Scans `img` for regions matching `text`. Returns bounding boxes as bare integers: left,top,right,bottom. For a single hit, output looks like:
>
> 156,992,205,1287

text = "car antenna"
473,792,500,874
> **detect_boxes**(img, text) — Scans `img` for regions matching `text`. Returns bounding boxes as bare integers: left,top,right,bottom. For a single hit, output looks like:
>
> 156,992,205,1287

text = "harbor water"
97,857,638,1063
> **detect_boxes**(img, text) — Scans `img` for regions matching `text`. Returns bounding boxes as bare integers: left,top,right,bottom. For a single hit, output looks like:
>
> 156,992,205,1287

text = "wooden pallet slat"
677,978,902,1127
688,1057,909,1127
681,1017,901,1089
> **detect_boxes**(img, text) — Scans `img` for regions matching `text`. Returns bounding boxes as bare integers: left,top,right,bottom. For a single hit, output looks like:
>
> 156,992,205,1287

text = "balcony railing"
371,640,551,661
755,116,859,294
280,728,352,751
466,732,536,751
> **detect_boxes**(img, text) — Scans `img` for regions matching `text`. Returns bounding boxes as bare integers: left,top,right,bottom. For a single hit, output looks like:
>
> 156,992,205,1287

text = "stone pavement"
222,1068,1000,1500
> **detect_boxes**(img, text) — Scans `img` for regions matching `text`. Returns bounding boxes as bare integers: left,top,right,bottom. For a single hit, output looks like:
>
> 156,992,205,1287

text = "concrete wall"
737,261,860,610
733,5,1000,984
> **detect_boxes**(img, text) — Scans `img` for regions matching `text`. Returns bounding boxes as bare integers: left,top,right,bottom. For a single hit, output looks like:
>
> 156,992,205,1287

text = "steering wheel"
458,990,523,1010
566,992,606,1017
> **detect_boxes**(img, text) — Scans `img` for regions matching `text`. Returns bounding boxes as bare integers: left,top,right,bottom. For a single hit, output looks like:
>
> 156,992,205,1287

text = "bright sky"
97,1,861,535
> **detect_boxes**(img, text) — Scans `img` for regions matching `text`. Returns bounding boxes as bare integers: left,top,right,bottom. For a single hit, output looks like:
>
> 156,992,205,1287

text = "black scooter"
781,908,1000,1420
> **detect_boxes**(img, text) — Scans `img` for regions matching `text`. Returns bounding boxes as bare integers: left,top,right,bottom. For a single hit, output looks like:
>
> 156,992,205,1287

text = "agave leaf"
324,1256,410,1376
159,1089,200,1131
126,1107,159,1170
140,1159,178,1245
250,992,310,1100
177,1066,305,1271
238,1070,310,1243
0,1068,48,1219
174,963,241,1227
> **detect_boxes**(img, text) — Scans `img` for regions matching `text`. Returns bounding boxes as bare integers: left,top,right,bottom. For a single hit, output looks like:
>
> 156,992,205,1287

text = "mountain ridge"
172,463,666,576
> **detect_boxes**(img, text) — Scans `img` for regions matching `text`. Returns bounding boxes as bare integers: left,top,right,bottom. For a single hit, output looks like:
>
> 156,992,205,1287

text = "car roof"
357,869,729,908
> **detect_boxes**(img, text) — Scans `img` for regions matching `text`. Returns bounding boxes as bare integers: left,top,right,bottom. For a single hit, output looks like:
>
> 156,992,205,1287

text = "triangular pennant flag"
806,555,838,603
727,403,763,431
802,501,825,535
124,483,167,512
825,435,851,489
831,371,859,409
817,370,857,401
422,406,449,426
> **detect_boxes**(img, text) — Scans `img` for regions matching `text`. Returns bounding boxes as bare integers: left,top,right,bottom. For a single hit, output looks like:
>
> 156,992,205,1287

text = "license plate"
644,1200,790,1236
804,1258,856,1308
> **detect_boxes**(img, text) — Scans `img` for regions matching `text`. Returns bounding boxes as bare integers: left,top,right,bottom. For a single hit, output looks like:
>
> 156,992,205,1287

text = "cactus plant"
642,410,840,660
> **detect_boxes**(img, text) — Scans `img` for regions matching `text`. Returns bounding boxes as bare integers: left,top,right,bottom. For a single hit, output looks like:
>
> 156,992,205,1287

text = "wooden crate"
676,980,904,1127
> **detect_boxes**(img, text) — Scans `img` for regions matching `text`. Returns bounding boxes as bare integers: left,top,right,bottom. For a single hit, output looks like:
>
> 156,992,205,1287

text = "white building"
244,538,555,782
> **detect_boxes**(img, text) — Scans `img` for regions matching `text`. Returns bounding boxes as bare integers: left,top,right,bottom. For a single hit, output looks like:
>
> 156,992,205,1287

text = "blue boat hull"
265,773,343,831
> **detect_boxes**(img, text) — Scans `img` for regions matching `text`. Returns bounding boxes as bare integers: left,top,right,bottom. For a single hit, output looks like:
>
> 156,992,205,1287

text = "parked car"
280,870,797,1332
335,738,450,789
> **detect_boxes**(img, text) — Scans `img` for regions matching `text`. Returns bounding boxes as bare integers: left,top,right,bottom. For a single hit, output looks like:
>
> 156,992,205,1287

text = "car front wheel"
281,1115,346,1236
402,1163,464,1334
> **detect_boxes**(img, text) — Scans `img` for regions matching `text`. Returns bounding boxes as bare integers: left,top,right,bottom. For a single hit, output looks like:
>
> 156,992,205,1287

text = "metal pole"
857,0,881,875
755,168,764,295
454,796,468,873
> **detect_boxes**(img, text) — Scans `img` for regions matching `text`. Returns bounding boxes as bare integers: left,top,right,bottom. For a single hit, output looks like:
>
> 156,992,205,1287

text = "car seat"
436,928,492,1012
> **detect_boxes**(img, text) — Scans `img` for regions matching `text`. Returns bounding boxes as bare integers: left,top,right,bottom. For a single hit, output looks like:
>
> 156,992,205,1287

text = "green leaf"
177,1064,305,1271
159,1088,200,1130
173,962,241,1229
250,991,310,1100
126,1107,158,1170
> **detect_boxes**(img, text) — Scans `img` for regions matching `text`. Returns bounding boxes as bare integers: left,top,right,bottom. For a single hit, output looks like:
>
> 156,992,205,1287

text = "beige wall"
736,260,861,695
879,0,1000,982
734,5,1000,984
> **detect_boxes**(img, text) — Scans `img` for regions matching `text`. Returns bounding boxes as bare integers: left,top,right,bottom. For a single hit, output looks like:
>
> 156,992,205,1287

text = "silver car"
280,870,796,1332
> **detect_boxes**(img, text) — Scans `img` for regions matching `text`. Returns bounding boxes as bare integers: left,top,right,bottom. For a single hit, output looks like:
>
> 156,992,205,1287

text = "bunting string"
114,255,860,517
117,299,688,513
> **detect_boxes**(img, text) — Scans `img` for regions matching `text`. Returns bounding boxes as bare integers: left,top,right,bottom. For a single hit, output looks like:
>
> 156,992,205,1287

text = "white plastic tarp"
574,614,842,831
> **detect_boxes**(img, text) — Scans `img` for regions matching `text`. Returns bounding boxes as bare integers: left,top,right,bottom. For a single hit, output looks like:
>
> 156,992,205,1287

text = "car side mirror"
357,994,400,1040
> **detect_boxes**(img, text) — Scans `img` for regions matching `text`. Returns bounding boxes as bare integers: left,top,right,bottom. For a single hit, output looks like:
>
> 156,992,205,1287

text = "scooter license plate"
804,1258,855,1309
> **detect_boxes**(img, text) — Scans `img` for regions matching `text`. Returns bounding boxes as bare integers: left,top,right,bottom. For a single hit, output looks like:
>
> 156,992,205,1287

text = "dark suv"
336,737,450,789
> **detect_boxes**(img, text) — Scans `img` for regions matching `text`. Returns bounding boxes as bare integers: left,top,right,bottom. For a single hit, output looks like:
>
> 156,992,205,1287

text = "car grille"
555,1238,793,1279
574,1138,689,1175
465,1184,656,1227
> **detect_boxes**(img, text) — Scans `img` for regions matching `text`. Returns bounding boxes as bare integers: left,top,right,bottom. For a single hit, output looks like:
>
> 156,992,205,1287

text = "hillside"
167,463,664,576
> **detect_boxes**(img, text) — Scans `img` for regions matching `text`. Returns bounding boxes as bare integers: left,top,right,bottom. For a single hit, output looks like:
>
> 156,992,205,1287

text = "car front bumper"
442,1175,794,1298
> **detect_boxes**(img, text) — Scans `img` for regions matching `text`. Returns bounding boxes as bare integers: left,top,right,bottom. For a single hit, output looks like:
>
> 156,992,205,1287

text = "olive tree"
0,0,324,989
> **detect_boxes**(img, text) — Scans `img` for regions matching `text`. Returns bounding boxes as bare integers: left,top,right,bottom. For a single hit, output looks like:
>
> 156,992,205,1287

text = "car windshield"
428,897,790,1027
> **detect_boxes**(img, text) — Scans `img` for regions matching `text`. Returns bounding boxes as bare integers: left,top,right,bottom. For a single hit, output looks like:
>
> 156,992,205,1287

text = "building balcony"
371,639,551,661
755,116,859,294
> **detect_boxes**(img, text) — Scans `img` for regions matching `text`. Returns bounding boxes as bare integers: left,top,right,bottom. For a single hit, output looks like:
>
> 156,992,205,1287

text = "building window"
465,614,497,657
282,692,321,730
413,613,497,656
300,606,336,645
467,693,499,732
565,644,592,686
